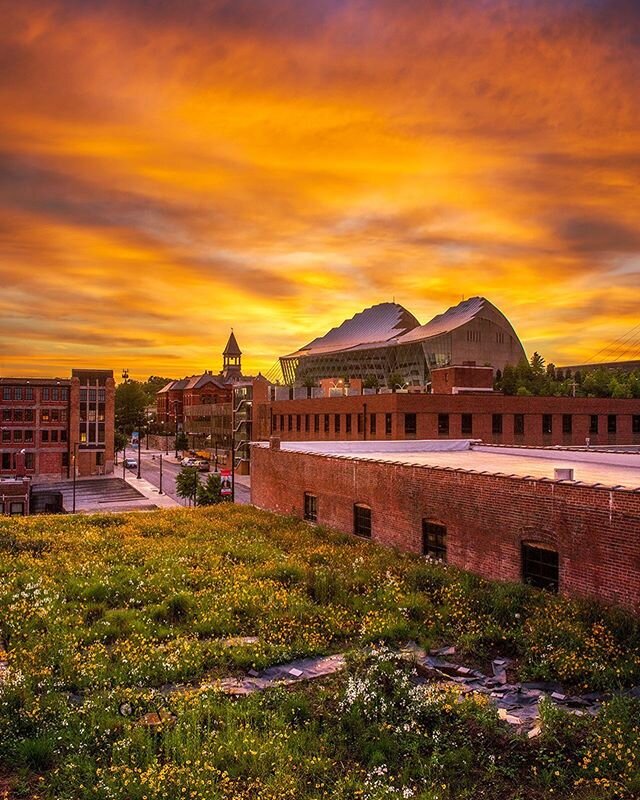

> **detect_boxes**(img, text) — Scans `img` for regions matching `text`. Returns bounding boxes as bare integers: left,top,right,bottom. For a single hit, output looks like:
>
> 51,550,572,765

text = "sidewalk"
122,473,180,509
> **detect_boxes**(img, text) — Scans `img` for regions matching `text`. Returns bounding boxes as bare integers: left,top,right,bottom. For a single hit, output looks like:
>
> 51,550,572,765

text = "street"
120,446,251,506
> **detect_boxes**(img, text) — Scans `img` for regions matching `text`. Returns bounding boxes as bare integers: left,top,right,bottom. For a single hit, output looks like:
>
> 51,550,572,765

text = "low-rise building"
252,439,640,612
0,369,115,480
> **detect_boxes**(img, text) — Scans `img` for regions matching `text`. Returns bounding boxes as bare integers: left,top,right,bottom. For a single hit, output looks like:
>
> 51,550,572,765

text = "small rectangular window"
304,492,317,522
514,414,525,435
324,414,330,433
633,415,640,434
422,521,447,562
41,430,49,442
288,414,292,432
385,413,392,435
305,414,310,432
357,413,363,434
296,414,301,432
314,414,320,433
9,502,25,516
438,414,449,435
25,387,34,401
522,543,559,592
2,387,10,401
335,414,341,433
13,430,22,442
608,414,617,434
1,452,11,469
370,413,377,435
51,388,59,401
42,388,50,401
60,387,69,401
542,414,552,435
492,414,503,435
2,430,11,443
2,409,10,421
41,409,50,422
404,413,417,435
24,430,34,442
14,387,22,400
461,414,473,435
562,414,572,435
353,504,372,538
346,414,352,434
13,409,23,422
25,452,35,470
50,430,59,443
590,415,599,434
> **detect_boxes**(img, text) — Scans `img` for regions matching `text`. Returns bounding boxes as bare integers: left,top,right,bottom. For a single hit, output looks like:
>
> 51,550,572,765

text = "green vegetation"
1,507,639,798
497,352,640,397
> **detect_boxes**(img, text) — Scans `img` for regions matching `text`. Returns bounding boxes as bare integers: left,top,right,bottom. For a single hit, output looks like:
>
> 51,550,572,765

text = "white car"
124,458,137,470
181,457,199,467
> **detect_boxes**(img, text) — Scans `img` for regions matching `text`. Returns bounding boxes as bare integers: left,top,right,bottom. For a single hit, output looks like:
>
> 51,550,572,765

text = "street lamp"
72,442,79,513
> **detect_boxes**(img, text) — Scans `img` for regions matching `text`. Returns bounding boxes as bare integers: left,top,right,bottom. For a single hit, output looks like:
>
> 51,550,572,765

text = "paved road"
120,447,251,506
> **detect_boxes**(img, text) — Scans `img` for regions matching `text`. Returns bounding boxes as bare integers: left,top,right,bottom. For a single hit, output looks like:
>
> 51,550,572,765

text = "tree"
530,352,545,375
175,432,189,452
363,375,379,390
175,466,199,506
115,381,147,434
141,376,175,406
196,473,223,506
114,431,128,461
387,372,406,392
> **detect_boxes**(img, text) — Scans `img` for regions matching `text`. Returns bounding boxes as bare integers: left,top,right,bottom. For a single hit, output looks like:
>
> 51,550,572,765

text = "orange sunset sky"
1,0,639,380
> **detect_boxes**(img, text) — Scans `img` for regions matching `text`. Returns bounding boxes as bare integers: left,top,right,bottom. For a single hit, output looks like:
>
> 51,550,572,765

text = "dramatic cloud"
1,0,639,377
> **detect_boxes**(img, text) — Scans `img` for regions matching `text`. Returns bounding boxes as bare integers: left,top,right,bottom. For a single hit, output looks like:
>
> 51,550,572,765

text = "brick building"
252,440,640,612
0,369,115,480
261,383,640,448
0,478,30,516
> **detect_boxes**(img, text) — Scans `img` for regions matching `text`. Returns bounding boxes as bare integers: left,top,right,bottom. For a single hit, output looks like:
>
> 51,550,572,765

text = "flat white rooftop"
272,440,640,490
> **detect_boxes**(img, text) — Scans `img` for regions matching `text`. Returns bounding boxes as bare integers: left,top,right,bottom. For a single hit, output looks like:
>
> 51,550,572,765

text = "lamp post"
136,424,142,479
231,397,235,503
72,442,79,513
159,453,163,494
174,403,179,460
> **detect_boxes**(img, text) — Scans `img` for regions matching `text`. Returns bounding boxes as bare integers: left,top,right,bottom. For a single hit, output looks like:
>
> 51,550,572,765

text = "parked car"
196,459,210,472
124,458,137,470
181,457,199,468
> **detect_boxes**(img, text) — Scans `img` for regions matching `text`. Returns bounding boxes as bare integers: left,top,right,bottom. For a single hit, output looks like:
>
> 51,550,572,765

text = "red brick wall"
251,445,640,612
431,365,494,394
262,393,640,447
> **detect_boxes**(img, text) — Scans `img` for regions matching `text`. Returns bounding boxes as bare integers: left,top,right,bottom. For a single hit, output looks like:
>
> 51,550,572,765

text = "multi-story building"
0,369,115,480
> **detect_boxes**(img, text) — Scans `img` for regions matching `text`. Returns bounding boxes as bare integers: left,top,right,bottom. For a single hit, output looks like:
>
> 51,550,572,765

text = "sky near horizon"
1,0,639,380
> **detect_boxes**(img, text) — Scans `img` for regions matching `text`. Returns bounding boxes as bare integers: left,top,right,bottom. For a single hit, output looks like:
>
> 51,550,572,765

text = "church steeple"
222,330,242,381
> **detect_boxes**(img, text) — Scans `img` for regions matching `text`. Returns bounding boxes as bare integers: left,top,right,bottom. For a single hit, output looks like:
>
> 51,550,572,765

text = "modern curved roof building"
280,296,526,386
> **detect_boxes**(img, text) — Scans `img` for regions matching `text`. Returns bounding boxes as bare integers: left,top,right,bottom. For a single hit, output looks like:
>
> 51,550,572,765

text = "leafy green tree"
363,375,379,389
175,432,189,452
196,473,223,506
141,376,175,406
530,352,545,375
175,466,199,506
387,372,406,392
115,381,147,434
114,431,128,457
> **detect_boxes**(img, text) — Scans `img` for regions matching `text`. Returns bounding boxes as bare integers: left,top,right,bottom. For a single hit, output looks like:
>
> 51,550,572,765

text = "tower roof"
223,330,242,356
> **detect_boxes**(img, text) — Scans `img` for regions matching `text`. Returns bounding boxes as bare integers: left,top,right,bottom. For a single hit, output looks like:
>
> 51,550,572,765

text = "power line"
585,321,640,364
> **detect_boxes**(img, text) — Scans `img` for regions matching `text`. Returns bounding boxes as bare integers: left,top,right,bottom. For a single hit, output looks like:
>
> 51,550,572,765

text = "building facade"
252,442,640,612
280,296,526,387
0,369,115,480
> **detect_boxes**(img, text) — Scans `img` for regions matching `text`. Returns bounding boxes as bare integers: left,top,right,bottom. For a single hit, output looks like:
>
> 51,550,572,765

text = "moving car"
180,457,199,468
124,458,137,470
196,459,210,472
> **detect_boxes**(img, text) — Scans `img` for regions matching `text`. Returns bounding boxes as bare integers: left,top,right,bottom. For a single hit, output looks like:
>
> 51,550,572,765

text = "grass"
0,505,639,799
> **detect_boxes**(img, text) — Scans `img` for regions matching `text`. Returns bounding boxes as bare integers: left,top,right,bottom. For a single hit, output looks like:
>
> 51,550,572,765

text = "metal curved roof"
284,303,421,359
397,297,509,344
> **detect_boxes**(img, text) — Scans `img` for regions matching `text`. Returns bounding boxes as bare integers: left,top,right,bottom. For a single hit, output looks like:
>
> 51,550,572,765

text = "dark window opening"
522,543,558,592
357,413,363,434
562,414,572,435
514,414,525,436
335,414,341,433
633,415,640,434
589,415,599,434
314,414,320,433
346,414,352,434
404,413,417,435
422,521,447,562
608,414,617,434
304,492,317,522
542,414,552,435
296,414,301,432
324,414,330,433
492,414,503,435
461,414,473,435
288,415,292,432
385,413,392,435
370,413,377,435
353,504,372,538
438,414,449,435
